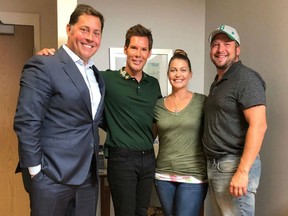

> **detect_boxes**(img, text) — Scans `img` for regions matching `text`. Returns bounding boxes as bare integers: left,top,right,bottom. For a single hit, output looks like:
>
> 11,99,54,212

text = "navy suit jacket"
14,46,105,185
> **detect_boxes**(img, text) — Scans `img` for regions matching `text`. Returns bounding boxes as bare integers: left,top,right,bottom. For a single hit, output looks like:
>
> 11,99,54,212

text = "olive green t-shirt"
154,93,207,180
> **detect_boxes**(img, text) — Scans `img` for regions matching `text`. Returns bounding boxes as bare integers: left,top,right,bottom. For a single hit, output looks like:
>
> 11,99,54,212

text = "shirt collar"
119,67,147,81
63,44,94,68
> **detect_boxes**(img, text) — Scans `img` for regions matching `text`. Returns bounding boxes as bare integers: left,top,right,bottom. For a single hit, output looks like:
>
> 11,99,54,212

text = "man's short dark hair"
125,24,153,51
69,4,104,32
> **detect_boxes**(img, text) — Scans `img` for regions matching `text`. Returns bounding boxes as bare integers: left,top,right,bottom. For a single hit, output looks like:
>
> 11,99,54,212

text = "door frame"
0,12,40,52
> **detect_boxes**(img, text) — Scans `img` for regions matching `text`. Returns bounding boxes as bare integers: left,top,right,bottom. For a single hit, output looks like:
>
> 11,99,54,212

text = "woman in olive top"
154,49,207,216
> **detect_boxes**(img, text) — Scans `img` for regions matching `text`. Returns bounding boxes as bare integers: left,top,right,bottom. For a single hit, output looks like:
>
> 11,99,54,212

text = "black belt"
108,147,154,157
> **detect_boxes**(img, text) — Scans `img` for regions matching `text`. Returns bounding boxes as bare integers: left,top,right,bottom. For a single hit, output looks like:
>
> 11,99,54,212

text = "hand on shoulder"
37,48,56,56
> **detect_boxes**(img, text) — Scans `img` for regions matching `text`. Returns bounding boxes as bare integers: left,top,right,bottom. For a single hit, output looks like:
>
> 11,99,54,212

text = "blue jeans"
155,179,208,216
107,148,155,216
207,155,261,216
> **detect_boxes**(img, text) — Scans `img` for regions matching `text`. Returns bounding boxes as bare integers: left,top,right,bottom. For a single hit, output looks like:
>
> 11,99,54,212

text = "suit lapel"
91,65,105,119
57,47,92,117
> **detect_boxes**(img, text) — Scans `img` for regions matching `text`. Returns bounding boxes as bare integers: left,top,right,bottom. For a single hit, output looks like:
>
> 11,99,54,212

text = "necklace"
171,95,179,114
170,91,188,114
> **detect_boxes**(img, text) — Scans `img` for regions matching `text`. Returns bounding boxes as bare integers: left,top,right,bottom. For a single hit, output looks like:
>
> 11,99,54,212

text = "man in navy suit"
13,4,105,216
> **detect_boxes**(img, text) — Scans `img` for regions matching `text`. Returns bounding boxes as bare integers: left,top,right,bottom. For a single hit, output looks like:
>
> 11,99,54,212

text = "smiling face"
124,36,151,76
210,33,240,73
66,14,102,64
168,58,192,90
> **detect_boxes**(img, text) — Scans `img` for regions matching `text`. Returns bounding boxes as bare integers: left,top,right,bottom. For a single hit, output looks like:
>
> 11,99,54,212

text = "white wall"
57,0,77,47
205,0,288,215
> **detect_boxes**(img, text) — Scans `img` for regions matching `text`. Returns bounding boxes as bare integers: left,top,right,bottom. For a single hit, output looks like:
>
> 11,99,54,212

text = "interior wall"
0,0,57,49
205,0,288,215
57,0,77,47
